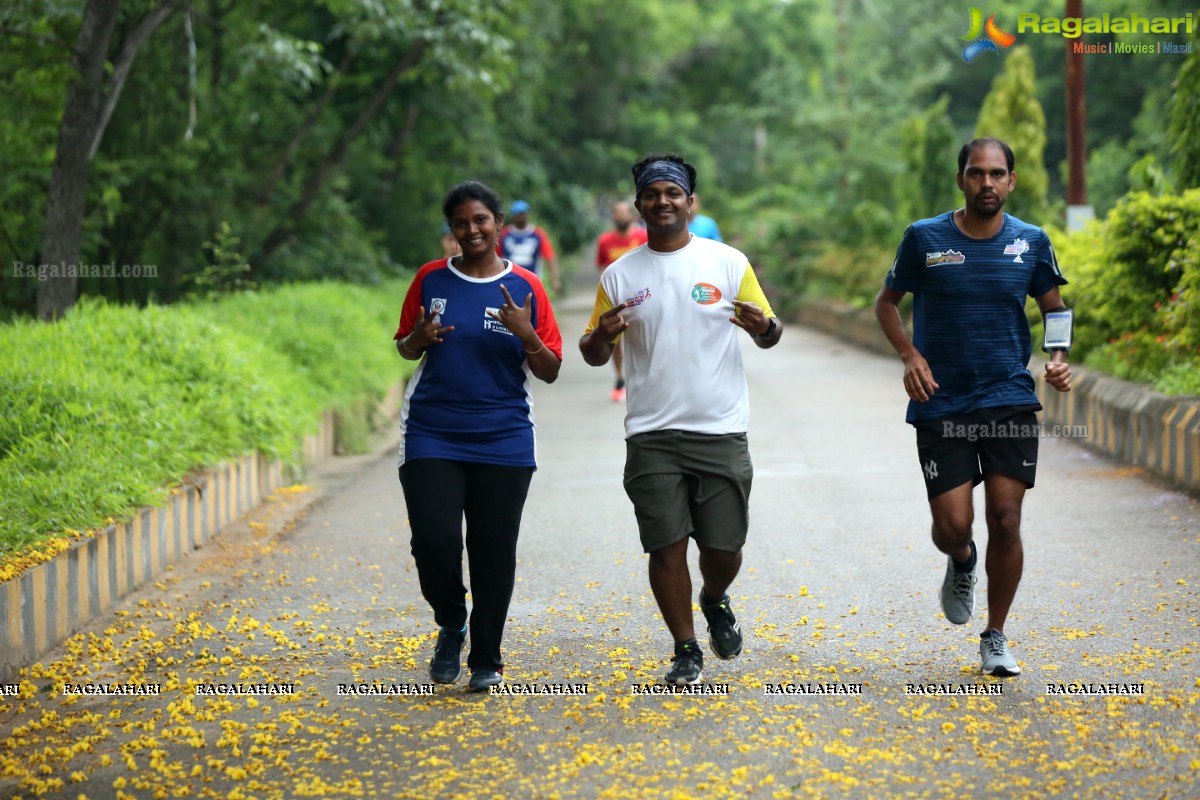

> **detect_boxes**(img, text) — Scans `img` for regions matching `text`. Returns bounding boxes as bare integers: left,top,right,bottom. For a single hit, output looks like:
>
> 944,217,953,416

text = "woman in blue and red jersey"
393,181,563,692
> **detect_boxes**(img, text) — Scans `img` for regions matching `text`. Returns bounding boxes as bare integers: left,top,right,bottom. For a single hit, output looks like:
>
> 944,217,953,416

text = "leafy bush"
727,186,824,317
1083,329,1177,384
1083,190,1200,340
0,281,412,558
193,282,407,411
803,242,895,309
1043,220,1106,357
1155,363,1200,396
1048,191,1200,396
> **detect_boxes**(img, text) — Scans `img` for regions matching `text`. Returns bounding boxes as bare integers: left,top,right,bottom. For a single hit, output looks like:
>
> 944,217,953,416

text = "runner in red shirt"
593,200,648,402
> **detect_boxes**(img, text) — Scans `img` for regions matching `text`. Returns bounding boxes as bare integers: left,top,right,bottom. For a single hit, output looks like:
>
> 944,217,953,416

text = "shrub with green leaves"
1048,191,1200,397
0,281,411,557
803,242,896,309
1094,190,1200,338
1042,220,1106,357
193,282,408,411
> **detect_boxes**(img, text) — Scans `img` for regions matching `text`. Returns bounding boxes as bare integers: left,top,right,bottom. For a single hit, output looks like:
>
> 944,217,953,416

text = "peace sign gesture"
398,304,455,358
412,304,456,346
487,283,537,343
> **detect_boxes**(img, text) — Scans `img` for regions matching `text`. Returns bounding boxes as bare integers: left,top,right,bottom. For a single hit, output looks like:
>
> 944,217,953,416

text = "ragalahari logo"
961,7,1016,62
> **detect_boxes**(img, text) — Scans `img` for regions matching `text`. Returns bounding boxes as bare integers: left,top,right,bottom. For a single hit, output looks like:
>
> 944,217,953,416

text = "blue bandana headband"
635,160,693,196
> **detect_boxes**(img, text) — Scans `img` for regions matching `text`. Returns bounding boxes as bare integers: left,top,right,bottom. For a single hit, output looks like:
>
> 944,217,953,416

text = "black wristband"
756,317,777,339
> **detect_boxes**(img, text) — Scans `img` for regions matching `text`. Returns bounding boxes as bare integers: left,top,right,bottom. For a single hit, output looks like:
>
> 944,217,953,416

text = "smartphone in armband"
1043,309,1073,352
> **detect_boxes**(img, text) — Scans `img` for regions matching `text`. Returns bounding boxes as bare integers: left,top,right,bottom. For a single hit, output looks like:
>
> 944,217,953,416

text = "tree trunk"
376,103,422,205
37,0,121,321
249,39,428,270
256,47,357,206
88,0,182,160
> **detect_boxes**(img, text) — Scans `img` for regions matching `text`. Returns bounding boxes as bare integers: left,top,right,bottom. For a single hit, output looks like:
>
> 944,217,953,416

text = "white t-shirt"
584,235,775,437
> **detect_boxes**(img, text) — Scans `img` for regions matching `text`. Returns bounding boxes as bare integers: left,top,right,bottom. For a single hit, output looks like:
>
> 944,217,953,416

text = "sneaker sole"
982,664,1021,677
665,671,704,686
430,665,462,684
943,607,973,625
467,683,502,692
709,631,743,660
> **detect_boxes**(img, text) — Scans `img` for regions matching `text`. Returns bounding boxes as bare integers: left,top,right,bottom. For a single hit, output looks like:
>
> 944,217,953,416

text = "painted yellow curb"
1,385,404,681
798,299,1200,492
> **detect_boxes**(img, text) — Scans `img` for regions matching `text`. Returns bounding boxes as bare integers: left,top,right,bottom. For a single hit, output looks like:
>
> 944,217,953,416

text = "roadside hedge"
1051,190,1200,395
776,188,1200,398
0,281,411,559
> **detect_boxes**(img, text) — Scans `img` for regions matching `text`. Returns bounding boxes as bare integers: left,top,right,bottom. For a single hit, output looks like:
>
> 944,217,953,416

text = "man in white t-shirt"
580,153,782,686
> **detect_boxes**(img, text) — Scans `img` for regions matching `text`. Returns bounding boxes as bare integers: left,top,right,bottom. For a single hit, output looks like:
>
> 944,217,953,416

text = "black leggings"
399,459,534,671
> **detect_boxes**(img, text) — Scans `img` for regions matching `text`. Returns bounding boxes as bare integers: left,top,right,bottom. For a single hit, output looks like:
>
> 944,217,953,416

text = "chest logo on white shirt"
1003,238,1029,263
690,283,722,305
925,250,966,268
624,287,653,307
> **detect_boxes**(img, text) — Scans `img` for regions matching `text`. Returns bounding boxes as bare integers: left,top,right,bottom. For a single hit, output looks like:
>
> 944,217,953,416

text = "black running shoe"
699,590,744,659
664,641,704,685
429,625,466,684
468,668,504,692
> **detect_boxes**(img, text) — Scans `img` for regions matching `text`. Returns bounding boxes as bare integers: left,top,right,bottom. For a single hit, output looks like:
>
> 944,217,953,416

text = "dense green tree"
974,45,1049,221
1,0,1195,318
1169,32,1200,189
896,94,959,222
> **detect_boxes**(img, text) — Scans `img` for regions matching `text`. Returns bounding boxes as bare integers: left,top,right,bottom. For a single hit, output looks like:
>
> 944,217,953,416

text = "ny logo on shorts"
923,459,939,481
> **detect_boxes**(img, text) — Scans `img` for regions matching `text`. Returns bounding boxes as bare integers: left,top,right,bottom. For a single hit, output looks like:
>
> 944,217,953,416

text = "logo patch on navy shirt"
925,250,966,268
1003,238,1029,262
431,297,447,323
483,307,513,335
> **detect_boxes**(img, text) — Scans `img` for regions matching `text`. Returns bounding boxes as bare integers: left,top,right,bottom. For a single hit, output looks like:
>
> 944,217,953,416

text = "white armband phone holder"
1042,308,1073,353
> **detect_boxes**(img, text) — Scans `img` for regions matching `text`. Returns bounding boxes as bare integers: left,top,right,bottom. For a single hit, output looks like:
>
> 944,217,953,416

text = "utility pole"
1065,0,1093,229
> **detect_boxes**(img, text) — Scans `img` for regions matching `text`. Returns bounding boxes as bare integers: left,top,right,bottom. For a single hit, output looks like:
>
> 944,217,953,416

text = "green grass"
0,281,411,558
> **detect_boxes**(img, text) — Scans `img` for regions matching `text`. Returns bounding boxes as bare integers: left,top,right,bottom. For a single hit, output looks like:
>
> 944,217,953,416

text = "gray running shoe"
980,629,1021,676
940,552,977,624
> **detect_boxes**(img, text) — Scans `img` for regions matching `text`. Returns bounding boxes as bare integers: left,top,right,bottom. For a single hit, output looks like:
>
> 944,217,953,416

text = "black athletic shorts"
914,405,1041,500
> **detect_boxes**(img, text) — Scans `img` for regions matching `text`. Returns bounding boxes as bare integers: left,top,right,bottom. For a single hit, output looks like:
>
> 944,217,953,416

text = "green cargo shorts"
623,430,753,554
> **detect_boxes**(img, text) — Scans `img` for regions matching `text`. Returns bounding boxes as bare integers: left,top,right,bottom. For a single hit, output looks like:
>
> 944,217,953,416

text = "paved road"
1,287,1198,800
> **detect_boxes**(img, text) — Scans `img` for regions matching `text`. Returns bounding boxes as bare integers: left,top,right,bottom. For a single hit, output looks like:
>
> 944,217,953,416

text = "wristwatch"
756,318,777,340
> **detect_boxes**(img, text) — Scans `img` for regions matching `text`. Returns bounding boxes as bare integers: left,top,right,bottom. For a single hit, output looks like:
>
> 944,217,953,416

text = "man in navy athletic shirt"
874,137,1072,677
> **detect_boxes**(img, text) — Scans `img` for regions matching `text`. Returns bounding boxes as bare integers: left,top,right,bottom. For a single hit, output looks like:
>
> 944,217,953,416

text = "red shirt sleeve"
512,266,563,359
595,233,609,268
536,228,556,261
393,260,445,339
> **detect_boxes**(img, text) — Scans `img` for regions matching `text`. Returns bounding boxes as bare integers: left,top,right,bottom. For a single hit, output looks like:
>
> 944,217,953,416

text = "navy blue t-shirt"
885,211,1067,424
393,259,563,467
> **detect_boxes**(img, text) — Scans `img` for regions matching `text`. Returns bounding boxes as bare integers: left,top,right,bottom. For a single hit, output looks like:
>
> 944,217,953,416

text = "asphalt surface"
1,282,1198,800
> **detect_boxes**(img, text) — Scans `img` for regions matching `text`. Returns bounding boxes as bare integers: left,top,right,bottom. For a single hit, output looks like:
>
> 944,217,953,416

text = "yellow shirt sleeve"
736,264,775,317
584,282,617,336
